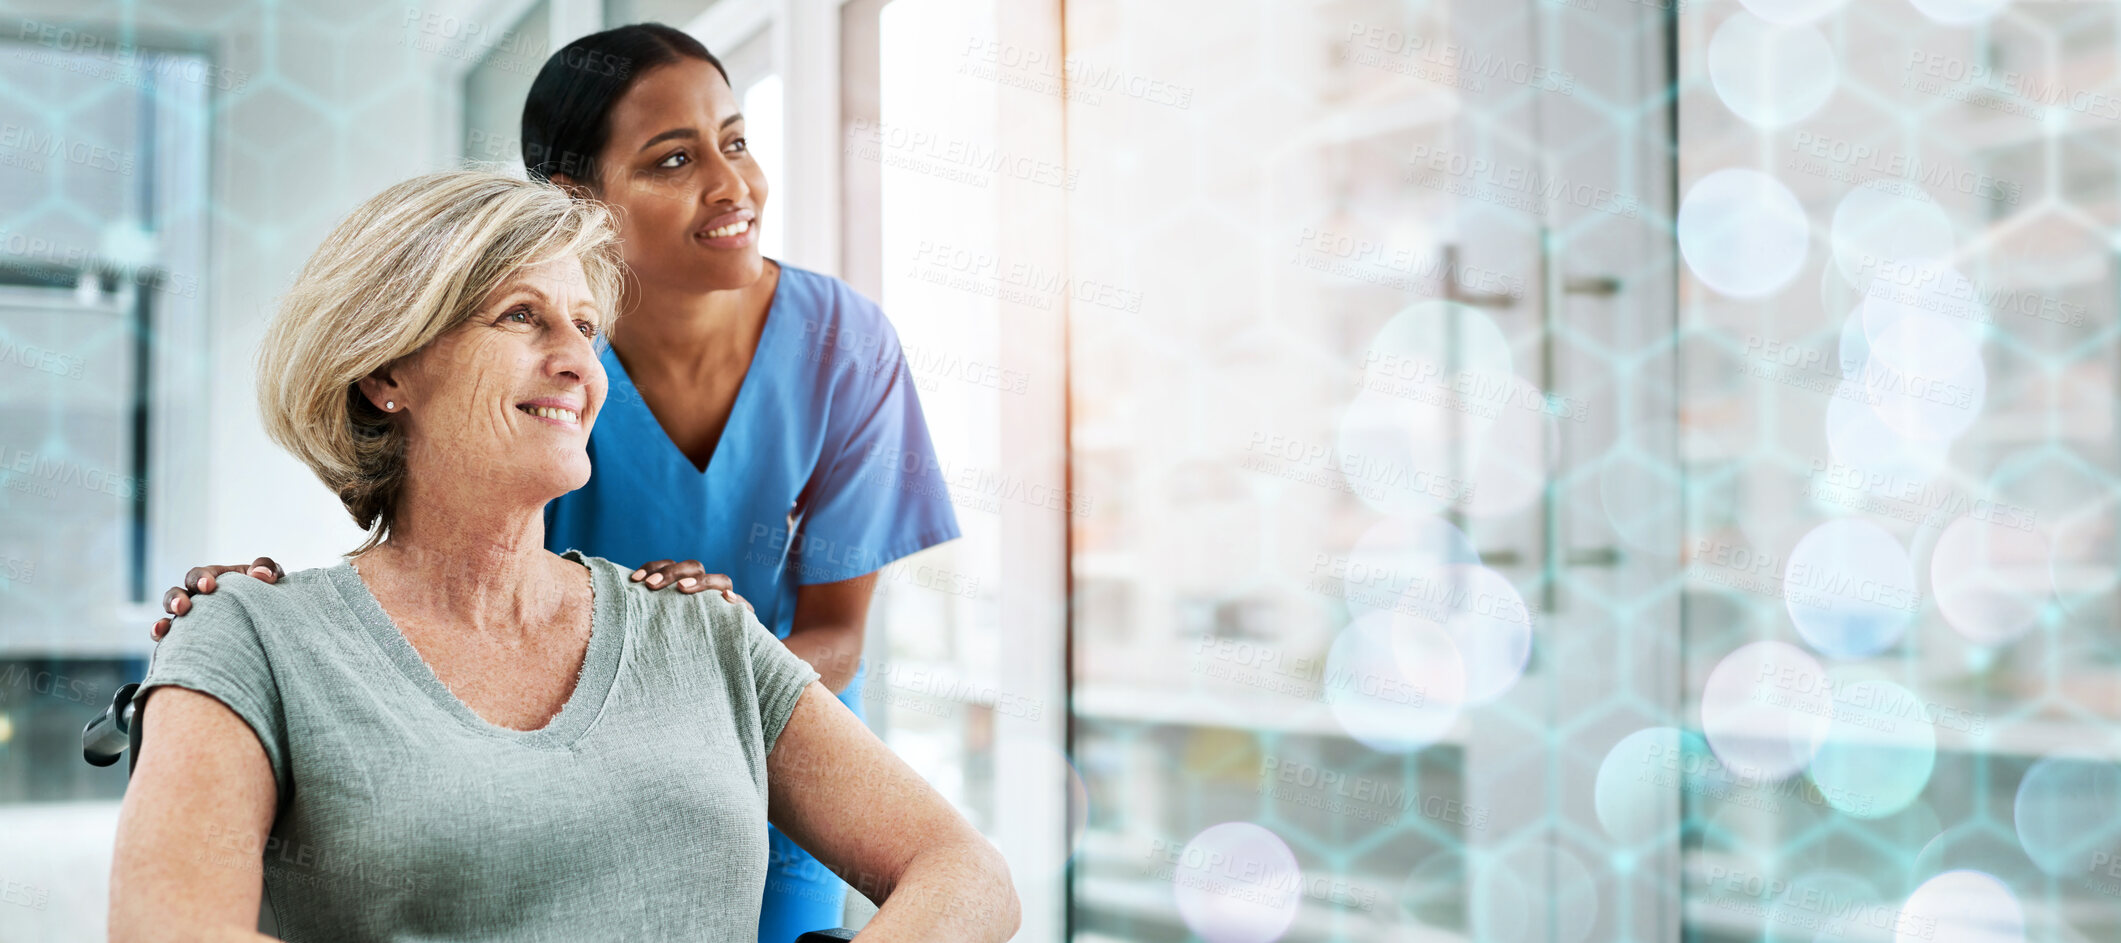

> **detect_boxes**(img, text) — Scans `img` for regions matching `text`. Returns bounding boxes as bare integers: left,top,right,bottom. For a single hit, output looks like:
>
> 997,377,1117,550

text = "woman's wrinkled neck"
351,474,576,635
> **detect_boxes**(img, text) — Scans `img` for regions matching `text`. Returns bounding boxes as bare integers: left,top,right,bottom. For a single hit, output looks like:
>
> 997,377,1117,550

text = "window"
460,0,552,169
0,34,212,801
856,0,1071,933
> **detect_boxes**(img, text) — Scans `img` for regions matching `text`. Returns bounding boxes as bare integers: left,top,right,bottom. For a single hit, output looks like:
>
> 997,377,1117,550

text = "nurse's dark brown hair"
521,22,731,189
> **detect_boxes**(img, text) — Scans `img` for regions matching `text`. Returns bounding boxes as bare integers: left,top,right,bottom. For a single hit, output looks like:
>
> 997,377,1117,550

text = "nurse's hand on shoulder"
628,559,754,612
150,555,740,641
150,559,283,641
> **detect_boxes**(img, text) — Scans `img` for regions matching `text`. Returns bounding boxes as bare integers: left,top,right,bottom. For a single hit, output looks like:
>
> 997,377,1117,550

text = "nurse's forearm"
781,624,863,693
785,572,880,694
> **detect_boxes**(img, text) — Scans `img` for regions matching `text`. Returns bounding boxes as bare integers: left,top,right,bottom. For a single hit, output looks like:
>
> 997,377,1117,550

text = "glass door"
1063,0,1679,940
1674,3,2121,942
845,0,1073,936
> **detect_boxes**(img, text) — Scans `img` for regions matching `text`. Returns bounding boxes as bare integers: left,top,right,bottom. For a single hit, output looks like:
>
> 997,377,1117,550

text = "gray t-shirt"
137,548,821,942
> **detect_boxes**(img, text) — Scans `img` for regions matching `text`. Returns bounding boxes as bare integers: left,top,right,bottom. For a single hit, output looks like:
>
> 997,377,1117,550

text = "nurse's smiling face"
360,255,609,501
590,57,768,295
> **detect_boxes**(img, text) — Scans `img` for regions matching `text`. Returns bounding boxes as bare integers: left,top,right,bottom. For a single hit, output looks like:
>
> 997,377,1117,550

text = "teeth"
521,405,579,423
703,219,750,239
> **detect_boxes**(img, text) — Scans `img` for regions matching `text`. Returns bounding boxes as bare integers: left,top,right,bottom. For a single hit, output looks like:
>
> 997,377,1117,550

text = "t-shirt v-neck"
324,547,623,749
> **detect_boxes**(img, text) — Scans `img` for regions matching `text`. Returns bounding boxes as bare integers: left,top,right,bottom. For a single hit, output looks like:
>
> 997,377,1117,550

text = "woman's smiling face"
365,254,609,501
591,57,769,295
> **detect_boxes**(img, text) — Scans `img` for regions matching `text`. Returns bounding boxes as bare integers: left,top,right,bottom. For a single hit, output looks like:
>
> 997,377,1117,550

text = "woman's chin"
524,457,595,501
558,460,594,495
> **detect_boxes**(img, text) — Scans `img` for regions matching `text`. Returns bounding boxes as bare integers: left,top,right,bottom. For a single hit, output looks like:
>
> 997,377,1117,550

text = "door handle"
1563,274,1621,297
1565,546,1623,567
1443,244,1517,308
1472,547,1621,568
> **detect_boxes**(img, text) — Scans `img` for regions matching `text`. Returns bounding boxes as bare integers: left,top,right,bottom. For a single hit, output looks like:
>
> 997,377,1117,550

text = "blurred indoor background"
1,0,2116,940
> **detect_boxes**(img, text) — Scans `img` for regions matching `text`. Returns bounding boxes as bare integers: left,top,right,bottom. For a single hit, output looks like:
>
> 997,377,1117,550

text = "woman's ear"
356,367,402,414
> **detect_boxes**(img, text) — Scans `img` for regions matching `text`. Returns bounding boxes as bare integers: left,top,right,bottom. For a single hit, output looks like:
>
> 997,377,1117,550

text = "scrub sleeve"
761,307,961,943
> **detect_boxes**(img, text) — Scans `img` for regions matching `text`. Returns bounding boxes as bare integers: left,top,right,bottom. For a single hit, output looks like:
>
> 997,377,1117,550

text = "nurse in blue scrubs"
154,22,960,943
523,24,959,943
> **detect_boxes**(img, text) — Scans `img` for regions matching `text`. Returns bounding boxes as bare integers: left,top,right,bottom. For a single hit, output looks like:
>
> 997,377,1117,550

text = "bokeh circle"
1171,822,1304,943
1784,518,1919,658
1678,168,1811,300
1708,12,1839,128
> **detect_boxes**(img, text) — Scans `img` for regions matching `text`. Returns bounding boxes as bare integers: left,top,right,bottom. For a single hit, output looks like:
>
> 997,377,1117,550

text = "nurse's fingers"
155,561,255,641
184,565,235,595
163,585,193,616
663,559,708,593
689,570,733,596
667,562,728,595
632,559,676,587
152,557,286,641
632,559,722,592
167,563,248,617
721,589,754,613
248,557,285,584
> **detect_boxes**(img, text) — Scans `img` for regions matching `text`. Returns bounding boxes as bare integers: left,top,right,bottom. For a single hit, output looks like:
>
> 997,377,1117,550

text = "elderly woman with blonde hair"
106,169,1018,942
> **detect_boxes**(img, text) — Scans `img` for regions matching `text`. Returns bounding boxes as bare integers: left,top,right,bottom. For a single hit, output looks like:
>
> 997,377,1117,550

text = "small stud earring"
384,401,395,411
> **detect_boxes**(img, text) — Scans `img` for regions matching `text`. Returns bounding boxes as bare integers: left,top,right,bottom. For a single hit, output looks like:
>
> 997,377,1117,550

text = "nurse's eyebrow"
636,114,745,152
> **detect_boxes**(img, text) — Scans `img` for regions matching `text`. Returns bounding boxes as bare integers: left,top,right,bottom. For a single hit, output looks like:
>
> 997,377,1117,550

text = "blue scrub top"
545,263,961,643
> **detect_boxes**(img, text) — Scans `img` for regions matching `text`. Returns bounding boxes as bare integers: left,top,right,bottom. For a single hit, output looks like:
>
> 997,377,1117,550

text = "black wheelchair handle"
83,681,139,768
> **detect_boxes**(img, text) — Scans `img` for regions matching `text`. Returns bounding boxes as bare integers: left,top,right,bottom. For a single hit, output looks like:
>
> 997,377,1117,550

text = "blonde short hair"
255,170,625,554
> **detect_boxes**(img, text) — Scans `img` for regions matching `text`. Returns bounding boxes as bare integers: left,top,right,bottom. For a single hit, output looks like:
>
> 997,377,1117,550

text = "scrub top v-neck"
545,262,962,645
628,272,776,478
